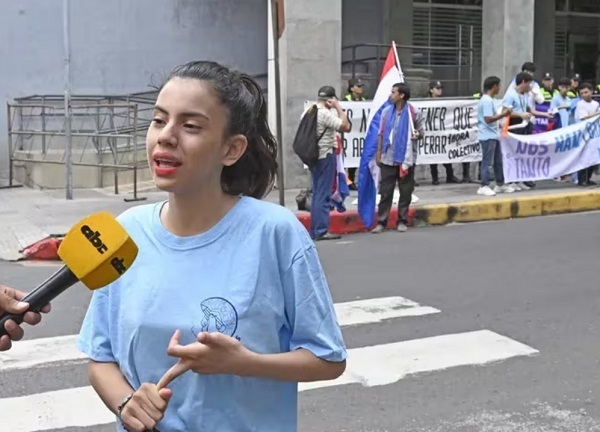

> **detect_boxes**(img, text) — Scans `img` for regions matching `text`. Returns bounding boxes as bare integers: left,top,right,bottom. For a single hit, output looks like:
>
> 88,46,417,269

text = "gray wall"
0,0,267,181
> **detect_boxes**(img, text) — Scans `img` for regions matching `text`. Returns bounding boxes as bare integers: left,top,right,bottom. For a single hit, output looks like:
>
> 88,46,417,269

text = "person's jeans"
309,153,336,238
480,139,504,186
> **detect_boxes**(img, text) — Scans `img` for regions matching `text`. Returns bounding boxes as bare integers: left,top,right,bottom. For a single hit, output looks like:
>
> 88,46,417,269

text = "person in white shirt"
575,82,600,186
505,62,545,106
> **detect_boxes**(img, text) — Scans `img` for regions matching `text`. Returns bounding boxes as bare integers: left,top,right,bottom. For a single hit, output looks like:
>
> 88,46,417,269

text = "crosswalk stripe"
0,329,538,432
298,329,539,391
0,296,439,372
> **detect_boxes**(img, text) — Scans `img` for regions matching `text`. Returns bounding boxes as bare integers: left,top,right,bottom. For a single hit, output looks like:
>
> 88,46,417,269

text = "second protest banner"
501,117,600,183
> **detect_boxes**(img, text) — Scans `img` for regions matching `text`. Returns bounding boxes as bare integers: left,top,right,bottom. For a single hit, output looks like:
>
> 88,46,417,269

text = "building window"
412,1,482,95
570,0,600,13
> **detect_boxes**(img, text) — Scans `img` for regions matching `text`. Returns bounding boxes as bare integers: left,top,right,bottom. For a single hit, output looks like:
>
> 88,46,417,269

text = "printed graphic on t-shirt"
192,297,240,340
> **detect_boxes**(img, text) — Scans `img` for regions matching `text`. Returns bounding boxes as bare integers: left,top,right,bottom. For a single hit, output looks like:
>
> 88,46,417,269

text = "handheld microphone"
0,211,138,336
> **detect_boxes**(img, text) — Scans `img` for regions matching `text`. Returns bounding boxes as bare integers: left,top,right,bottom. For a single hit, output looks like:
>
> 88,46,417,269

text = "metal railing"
342,42,480,96
4,94,155,201
2,73,269,199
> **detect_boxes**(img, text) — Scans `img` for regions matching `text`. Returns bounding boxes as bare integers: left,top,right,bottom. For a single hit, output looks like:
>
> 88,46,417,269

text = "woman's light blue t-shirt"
76,197,347,432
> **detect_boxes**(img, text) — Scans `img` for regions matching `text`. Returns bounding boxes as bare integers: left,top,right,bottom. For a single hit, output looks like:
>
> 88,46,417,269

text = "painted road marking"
0,329,538,432
0,335,85,372
299,329,538,391
0,296,438,372
334,296,440,327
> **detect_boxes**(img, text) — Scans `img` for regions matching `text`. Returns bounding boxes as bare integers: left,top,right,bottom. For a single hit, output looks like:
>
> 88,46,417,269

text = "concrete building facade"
280,0,600,188
0,0,268,185
1,0,599,189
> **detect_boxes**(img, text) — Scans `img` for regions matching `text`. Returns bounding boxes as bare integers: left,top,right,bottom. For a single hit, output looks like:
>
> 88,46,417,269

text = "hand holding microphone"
0,286,51,351
0,211,138,346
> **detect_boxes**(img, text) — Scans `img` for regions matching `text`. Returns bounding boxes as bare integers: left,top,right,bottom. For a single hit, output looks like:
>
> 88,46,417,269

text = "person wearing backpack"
310,86,350,240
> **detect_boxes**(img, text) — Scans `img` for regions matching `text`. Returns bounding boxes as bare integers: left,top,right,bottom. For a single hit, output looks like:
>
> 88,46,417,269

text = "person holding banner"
476,76,514,197
371,82,424,234
550,78,573,129
503,72,554,190
575,83,600,186
550,78,576,182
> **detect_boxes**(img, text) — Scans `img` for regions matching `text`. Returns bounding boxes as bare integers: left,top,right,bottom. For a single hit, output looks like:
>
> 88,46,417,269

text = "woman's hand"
119,383,172,432
157,330,254,389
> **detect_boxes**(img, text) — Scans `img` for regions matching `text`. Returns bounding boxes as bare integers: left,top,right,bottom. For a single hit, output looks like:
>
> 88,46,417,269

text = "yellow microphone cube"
57,211,139,290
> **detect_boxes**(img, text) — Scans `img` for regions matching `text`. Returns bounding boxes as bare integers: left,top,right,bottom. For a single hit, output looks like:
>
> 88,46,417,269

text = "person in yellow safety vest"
568,74,581,98
344,78,366,101
343,78,366,190
540,72,555,102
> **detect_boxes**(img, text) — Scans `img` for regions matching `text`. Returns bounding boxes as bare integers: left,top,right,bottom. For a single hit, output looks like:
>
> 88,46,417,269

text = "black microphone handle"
0,265,79,337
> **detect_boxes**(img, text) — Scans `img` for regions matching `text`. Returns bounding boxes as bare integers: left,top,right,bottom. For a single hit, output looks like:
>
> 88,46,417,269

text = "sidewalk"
0,179,599,261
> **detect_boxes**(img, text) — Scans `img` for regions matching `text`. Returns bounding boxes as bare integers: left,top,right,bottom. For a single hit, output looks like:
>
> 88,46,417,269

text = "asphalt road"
1,211,600,431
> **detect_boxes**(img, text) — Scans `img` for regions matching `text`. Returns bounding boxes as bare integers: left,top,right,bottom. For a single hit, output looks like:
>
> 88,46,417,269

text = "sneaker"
397,223,408,233
517,182,531,190
477,186,496,196
314,233,341,241
371,224,385,234
494,184,515,194
509,183,522,191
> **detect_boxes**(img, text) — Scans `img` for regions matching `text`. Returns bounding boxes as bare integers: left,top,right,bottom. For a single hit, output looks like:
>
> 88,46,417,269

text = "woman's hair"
159,60,278,199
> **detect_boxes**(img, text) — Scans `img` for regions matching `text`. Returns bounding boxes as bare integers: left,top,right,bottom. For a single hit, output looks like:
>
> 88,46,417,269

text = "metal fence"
4,92,158,201
342,41,480,97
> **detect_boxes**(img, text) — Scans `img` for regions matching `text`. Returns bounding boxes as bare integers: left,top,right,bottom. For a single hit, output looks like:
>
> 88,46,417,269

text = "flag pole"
391,41,415,135
270,0,285,206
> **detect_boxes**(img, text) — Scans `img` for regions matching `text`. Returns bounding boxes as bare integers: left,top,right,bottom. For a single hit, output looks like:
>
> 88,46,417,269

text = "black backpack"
292,105,327,168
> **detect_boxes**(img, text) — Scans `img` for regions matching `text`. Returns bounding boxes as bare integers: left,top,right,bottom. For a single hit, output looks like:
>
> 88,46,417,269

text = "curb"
20,189,600,261
299,189,600,234
21,237,63,261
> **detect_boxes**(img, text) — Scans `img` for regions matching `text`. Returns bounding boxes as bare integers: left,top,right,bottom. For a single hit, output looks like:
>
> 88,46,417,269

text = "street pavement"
1,211,600,431
0,178,590,261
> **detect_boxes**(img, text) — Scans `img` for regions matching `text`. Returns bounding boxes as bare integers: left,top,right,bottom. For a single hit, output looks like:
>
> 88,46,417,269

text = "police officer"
345,78,366,101
343,78,367,189
540,73,555,102
428,81,464,184
568,74,581,98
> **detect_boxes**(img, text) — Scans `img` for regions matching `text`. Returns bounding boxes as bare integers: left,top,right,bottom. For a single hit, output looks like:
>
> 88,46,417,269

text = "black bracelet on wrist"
117,393,134,420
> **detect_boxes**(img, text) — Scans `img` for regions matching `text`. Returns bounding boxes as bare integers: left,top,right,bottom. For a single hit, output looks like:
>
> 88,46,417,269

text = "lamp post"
270,0,285,206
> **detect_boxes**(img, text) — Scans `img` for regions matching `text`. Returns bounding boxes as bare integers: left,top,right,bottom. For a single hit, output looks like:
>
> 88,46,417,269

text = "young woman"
76,60,347,432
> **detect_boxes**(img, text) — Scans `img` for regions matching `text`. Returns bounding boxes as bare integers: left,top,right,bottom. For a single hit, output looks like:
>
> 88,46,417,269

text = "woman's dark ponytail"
224,74,278,199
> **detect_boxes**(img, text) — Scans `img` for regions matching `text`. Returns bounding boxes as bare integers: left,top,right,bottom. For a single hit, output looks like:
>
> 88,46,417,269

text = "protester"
312,85,351,240
371,82,425,234
575,82,600,186
76,60,347,432
550,77,573,128
0,285,51,351
476,76,514,196
506,62,545,105
503,72,554,190
549,78,576,182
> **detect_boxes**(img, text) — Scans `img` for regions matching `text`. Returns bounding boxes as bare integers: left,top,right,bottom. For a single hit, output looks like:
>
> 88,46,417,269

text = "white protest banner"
411,98,480,166
500,117,600,183
305,99,481,168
